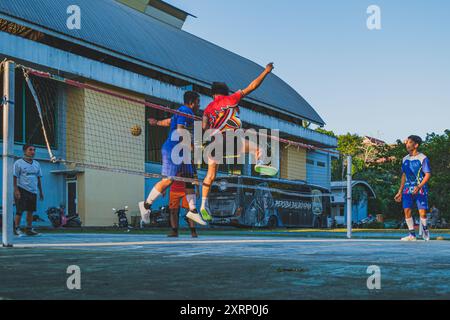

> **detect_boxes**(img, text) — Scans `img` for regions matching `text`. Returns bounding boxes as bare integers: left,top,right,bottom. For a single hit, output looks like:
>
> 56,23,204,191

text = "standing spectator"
312,214,322,229
430,205,440,228
13,144,44,236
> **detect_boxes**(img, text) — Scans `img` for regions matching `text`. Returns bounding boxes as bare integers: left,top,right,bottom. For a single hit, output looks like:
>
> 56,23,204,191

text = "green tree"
315,128,337,137
326,129,450,220
421,130,450,217
331,133,365,180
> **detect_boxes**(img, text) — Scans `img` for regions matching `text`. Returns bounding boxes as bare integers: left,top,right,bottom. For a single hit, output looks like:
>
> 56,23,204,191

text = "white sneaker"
422,229,430,241
186,210,207,226
401,234,417,241
138,201,151,224
14,227,23,237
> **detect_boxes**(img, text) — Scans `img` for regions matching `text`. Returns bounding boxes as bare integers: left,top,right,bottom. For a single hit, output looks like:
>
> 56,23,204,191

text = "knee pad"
203,182,211,188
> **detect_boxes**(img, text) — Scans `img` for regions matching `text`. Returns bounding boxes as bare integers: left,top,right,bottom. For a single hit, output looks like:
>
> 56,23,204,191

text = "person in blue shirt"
394,135,431,241
139,91,206,227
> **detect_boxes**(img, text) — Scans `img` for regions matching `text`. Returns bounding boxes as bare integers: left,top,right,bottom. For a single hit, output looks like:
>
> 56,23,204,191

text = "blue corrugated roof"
0,0,325,125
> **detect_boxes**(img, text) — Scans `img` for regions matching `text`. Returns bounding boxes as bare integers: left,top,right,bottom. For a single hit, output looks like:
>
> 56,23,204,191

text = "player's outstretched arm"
148,118,171,127
242,63,274,97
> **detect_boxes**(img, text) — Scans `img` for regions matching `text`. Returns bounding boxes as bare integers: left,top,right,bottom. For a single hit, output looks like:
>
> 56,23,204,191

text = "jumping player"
200,63,277,221
394,135,431,241
139,91,205,226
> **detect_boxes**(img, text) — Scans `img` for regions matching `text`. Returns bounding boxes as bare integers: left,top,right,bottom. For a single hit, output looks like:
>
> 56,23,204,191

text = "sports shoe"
186,210,207,226
422,228,430,241
138,201,151,224
401,234,417,241
14,227,23,236
25,228,39,236
200,207,213,222
255,160,278,176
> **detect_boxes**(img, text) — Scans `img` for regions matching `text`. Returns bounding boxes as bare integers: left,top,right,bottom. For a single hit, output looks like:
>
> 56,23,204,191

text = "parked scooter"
352,216,378,229
113,206,132,230
46,205,82,228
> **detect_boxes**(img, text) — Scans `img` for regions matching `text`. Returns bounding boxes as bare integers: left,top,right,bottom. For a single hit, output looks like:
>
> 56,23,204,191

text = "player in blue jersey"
139,91,206,227
394,135,431,241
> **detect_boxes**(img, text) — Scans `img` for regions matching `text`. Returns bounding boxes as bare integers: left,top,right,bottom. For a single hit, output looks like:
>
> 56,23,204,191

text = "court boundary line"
8,238,413,248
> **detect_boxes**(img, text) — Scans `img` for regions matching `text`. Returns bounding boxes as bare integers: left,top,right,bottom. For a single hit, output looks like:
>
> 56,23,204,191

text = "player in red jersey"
200,63,277,221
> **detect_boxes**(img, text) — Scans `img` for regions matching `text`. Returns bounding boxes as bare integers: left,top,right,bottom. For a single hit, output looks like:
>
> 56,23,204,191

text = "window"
317,161,326,167
306,159,314,165
145,107,170,163
1,70,58,148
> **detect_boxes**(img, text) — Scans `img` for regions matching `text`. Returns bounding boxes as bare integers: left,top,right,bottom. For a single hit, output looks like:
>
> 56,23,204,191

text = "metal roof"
147,0,198,18
0,0,325,125
331,181,376,199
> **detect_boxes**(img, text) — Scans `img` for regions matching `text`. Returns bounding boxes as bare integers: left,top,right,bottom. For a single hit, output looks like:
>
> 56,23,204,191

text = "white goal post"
2,60,15,247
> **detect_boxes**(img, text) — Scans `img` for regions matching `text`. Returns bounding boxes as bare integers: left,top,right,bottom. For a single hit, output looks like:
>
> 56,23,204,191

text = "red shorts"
169,191,189,210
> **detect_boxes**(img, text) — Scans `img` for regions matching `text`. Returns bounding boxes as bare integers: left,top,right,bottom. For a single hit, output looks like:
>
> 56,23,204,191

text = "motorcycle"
113,206,132,230
139,206,170,228
352,216,378,229
46,205,82,228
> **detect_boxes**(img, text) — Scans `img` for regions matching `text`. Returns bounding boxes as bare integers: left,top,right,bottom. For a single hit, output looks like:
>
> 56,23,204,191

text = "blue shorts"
161,146,195,179
402,194,428,210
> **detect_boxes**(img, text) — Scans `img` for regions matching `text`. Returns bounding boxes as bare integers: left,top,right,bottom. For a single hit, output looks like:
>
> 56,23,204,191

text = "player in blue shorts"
394,135,431,241
139,91,206,226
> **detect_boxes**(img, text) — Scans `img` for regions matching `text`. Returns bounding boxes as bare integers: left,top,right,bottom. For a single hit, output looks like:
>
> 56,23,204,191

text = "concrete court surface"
1,232,450,300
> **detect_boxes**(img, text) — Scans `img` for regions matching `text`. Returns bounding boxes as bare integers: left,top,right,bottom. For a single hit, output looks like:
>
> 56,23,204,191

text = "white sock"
201,197,207,210
405,217,414,231
186,194,197,212
146,188,162,205
420,218,428,230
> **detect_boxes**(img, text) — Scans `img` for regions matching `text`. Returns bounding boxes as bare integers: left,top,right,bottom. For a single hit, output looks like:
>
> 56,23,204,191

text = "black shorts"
15,187,37,214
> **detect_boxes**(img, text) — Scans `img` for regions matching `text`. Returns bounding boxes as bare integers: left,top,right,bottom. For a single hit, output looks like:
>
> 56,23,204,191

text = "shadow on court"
1,232,450,300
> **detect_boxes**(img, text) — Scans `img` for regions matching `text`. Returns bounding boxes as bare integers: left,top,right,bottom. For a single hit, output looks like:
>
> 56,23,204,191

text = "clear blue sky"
166,0,450,143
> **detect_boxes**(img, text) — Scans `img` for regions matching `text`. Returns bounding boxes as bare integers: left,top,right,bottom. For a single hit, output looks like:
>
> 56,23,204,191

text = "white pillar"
2,61,15,247
346,155,352,239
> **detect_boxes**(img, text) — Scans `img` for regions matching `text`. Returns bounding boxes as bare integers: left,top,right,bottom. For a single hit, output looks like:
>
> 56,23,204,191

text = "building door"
66,176,78,216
